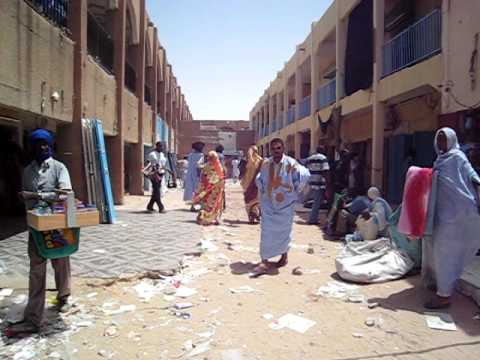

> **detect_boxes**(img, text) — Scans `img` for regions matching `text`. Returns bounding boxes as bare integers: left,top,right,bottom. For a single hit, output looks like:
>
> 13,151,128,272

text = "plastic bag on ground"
335,238,414,283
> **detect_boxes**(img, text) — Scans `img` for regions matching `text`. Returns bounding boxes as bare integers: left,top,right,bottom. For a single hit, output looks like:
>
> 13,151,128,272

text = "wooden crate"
27,210,100,231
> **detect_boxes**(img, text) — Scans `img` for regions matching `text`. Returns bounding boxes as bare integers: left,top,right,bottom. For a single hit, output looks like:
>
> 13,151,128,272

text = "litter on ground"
424,312,457,331
314,281,360,299
268,313,316,334
229,286,256,294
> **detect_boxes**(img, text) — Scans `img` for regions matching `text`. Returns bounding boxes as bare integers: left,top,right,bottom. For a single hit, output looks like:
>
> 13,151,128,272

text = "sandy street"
1,182,480,360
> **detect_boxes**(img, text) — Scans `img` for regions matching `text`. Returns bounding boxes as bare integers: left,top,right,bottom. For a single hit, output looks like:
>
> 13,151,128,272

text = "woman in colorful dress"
193,151,225,225
240,145,263,224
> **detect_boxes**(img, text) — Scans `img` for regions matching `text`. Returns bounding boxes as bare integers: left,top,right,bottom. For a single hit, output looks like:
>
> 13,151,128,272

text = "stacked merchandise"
81,119,116,224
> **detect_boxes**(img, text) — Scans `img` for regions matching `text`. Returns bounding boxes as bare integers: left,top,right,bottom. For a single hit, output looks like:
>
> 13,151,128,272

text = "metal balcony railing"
278,111,284,130
271,118,277,133
25,0,69,29
382,9,442,77
299,95,311,119
287,106,296,125
317,78,336,110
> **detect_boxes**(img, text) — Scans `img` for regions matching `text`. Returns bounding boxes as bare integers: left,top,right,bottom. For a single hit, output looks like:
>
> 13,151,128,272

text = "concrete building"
250,0,480,203
178,120,254,158
0,0,194,212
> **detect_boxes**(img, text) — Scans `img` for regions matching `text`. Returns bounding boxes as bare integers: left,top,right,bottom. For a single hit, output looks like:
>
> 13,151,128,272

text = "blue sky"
146,0,333,120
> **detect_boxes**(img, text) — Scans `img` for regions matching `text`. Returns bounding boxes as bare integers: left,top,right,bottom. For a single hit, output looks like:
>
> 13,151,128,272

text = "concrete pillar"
294,132,302,159
110,0,127,204
151,28,159,143
336,3,347,103
130,0,146,195
372,0,385,187
310,130,317,155
310,23,318,113
294,56,302,121
166,81,172,150
63,0,87,201
283,72,289,128
267,96,273,134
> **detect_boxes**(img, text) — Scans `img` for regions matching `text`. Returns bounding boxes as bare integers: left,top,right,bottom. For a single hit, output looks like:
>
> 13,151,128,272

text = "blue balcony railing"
287,106,296,125
382,9,441,77
298,95,311,119
317,78,336,110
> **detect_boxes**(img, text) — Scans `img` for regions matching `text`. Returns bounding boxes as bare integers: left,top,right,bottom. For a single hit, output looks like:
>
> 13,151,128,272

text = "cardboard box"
27,210,100,231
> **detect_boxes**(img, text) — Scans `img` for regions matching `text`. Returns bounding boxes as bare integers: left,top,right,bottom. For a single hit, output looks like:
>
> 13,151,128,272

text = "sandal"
249,263,276,278
275,254,288,268
424,296,451,309
4,321,39,338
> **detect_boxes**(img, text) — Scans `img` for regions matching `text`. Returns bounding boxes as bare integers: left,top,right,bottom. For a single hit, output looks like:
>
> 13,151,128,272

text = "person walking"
176,157,188,189
145,142,167,213
184,142,205,211
251,138,310,276
306,146,330,225
240,145,263,224
231,157,240,183
215,144,227,210
422,127,480,309
193,151,225,225
6,129,72,335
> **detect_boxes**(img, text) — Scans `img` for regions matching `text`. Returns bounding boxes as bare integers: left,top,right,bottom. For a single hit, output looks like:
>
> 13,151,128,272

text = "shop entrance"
0,120,27,240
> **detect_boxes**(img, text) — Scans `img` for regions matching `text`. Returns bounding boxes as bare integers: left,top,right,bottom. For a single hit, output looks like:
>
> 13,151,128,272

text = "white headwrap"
434,127,459,155
367,187,381,200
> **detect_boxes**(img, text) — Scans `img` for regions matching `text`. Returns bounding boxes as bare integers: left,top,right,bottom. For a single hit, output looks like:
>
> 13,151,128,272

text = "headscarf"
29,129,54,147
247,145,262,163
367,187,392,231
367,187,381,200
434,127,459,156
241,146,263,190
29,128,54,162
206,151,224,180
192,141,205,153
433,127,465,171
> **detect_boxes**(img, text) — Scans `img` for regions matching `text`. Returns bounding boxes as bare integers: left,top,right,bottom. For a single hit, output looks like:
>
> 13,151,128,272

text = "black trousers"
148,178,164,211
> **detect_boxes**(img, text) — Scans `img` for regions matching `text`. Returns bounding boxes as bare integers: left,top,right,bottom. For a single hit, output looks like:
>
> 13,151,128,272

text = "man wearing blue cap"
7,129,72,335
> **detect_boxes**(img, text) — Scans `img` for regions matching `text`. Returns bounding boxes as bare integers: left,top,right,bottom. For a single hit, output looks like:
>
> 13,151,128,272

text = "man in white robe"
251,138,310,276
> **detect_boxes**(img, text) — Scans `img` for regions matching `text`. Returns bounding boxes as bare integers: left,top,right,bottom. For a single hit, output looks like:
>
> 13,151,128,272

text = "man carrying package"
6,129,73,336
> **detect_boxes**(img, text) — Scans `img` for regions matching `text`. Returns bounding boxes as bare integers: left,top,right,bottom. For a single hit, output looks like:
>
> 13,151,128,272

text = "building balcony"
287,106,296,125
382,9,441,78
87,12,114,74
316,78,336,110
25,0,69,29
298,95,311,120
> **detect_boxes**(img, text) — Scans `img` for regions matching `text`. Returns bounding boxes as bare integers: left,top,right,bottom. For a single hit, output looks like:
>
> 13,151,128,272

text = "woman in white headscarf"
367,187,392,236
423,127,480,309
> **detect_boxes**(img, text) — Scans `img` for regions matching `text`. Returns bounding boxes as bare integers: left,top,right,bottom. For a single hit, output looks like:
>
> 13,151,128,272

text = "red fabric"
398,166,433,238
